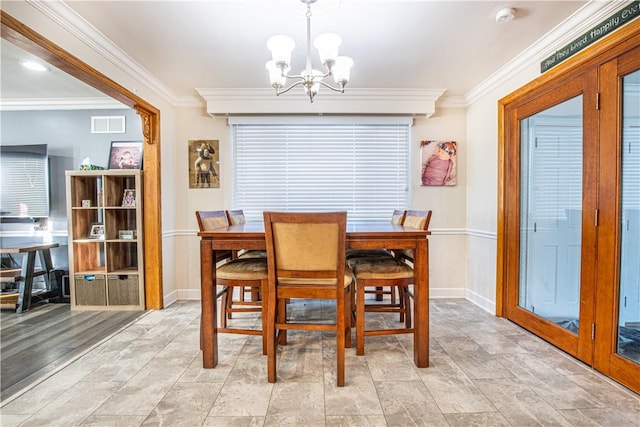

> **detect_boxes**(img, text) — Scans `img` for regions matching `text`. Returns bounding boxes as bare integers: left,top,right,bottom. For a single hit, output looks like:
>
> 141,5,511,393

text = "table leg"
200,239,218,368
37,248,55,290
413,238,429,367
16,252,36,314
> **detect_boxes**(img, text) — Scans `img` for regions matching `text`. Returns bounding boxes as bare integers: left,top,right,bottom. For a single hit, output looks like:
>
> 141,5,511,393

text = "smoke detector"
496,7,516,23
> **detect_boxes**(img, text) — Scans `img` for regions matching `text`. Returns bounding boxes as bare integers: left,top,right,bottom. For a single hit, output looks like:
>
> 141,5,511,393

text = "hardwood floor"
0,303,144,401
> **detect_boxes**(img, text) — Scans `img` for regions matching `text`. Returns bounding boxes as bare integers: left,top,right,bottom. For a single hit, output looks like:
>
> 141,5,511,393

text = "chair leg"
220,287,229,328
226,286,234,319
261,280,268,355
277,297,287,345
403,285,412,328
337,291,346,387
267,291,277,383
398,286,405,323
356,282,366,356
344,285,353,349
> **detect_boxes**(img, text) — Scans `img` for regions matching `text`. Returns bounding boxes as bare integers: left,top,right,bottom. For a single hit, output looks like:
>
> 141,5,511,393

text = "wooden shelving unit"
65,170,144,310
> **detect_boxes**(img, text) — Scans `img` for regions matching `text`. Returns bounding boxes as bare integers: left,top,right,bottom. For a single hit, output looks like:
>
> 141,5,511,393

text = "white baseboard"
465,288,496,314
163,290,179,307
176,288,202,300
429,287,466,299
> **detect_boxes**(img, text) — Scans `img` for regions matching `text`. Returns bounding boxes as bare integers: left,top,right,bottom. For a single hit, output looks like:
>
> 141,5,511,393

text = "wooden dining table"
198,220,430,368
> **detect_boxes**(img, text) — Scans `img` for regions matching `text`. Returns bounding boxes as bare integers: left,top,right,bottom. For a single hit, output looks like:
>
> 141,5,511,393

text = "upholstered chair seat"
350,257,413,280
217,258,268,280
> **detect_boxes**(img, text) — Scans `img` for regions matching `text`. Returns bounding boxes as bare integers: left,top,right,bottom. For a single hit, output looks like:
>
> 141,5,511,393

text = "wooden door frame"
594,44,640,392
500,66,599,362
498,19,640,317
1,11,164,309
498,19,640,393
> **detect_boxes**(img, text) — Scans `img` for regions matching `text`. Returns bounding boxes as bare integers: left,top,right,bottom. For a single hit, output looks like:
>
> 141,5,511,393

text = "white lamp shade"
313,33,342,65
266,61,287,87
332,56,353,85
267,35,295,66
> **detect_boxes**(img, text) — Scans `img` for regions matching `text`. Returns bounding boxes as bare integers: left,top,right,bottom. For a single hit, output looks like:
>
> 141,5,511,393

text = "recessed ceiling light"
495,7,516,23
21,61,50,72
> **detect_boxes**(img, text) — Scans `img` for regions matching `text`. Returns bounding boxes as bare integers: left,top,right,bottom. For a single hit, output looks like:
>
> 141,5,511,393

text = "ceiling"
1,0,596,107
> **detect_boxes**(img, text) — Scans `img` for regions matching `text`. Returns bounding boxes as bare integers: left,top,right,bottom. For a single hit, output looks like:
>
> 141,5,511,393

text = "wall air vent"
91,116,125,134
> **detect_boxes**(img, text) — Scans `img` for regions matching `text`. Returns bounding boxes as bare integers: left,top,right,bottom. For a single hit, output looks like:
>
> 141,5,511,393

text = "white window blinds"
0,146,49,218
231,118,410,221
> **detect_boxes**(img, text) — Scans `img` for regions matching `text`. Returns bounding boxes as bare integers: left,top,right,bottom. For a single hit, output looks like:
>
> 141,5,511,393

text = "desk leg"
16,252,36,314
413,238,429,367
200,240,218,368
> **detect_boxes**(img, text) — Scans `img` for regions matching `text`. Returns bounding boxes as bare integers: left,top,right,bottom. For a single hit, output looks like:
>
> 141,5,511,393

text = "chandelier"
265,0,353,103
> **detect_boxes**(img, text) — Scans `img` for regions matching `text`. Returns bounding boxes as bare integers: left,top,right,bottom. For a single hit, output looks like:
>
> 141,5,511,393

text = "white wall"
412,109,468,298
169,107,470,302
465,63,541,313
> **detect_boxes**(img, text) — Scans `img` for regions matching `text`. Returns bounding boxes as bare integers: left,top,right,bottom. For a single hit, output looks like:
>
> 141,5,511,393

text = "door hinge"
596,92,600,110
591,323,595,340
595,209,599,227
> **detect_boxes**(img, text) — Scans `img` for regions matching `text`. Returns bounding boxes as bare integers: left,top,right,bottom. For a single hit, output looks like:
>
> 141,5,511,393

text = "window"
231,117,411,221
0,144,49,219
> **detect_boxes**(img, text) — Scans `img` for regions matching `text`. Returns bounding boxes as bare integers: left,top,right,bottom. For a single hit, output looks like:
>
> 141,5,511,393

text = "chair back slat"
196,210,229,231
226,209,246,226
391,210,406,225
403,210,432,230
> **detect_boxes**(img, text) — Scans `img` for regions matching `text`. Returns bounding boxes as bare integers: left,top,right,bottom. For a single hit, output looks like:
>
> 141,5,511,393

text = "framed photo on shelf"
108,141,143,170
122,189,136,207
88,223,105,239
118,230,136,240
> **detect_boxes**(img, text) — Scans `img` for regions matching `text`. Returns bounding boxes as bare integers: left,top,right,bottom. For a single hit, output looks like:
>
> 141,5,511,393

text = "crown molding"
465,0,628,106
196,88,446,117
0,97,128,111
28,0,186,107
19,0,629,112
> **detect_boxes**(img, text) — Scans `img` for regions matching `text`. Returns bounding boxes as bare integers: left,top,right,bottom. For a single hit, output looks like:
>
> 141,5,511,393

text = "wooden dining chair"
196,210,268,353
195,210,234,263
263,211,353,386
225,209,268,259
346,209,406,314
349,209,432,356
397,210,432,263
225,209,267,304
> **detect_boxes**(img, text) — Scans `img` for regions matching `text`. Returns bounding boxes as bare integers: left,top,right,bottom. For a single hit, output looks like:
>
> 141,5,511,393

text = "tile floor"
1,299,639,426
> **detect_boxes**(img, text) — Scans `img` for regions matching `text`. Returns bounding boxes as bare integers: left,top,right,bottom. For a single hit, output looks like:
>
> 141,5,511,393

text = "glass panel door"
617,69,640,364
519,96,583,332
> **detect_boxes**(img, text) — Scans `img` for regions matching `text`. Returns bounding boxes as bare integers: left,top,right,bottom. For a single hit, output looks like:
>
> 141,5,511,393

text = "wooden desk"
0,243,59,313
198,221,430,369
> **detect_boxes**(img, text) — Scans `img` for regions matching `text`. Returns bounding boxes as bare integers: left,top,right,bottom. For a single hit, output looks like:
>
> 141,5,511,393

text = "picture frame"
420,140,458,186
188,140,220,189
122,189,136,207
108,141,143,170
118,230,136,240
88,223,105,239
